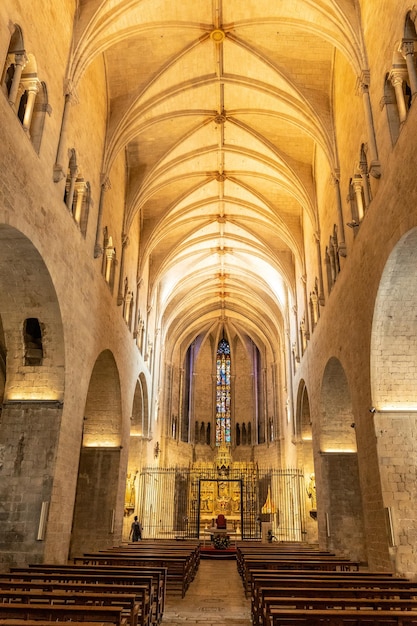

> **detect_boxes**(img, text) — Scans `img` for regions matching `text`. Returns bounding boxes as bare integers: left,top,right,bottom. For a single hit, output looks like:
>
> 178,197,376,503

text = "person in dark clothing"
129,515,142,541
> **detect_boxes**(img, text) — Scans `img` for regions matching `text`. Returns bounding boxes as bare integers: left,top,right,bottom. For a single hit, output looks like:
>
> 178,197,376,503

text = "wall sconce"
154,441,160,458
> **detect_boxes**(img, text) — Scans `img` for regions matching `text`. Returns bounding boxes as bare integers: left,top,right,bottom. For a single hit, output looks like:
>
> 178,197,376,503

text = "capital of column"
330,169,340,186
400,39,416,59
356,70,370,96
100,174,111,191
63,79,79,104
106,247,116,262
352,173,363,192
21,77,40,94
14,51,28,68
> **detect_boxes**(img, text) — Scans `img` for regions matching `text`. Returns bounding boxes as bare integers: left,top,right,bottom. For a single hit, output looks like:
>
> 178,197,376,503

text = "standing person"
129,515,142,541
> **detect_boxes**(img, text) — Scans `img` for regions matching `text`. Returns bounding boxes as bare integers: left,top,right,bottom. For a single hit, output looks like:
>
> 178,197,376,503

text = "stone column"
73,180,87,224
352,173,364,221
65,158,78,212
117,235,129,306
314,233,325,305
21,79,40,136
389,50,409,127
54,89,78,182
401,40,417,100
124,292,133,326
94,175,111,258
357,72,381,178
7,52,27,108
331,173,346,258
105,239,116,284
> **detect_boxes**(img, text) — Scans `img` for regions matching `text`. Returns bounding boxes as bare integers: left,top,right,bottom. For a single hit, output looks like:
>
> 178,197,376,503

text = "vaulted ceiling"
72,0,364,353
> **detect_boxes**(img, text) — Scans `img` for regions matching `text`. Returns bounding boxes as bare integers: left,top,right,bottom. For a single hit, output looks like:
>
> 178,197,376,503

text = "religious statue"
306,473,316,509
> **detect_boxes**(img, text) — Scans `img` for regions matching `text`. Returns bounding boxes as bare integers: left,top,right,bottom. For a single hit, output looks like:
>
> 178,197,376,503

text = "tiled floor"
162,558,252,625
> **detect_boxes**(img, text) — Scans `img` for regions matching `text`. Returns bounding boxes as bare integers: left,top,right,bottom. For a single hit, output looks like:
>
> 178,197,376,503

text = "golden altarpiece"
134,444,307,541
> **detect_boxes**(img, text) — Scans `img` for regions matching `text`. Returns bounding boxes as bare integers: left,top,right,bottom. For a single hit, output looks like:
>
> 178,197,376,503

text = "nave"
163,559,251,625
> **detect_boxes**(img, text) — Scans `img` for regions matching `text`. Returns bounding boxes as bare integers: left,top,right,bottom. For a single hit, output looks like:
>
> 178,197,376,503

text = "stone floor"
162,558,252,625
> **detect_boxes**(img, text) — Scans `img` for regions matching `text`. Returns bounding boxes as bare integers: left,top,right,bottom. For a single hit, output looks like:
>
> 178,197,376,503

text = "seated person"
216,514,227,529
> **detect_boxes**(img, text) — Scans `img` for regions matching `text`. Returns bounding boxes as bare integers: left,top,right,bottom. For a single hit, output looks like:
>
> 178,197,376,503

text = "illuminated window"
216,338,231,445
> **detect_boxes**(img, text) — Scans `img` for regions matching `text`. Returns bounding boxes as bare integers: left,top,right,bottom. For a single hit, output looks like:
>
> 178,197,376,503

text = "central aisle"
162,558,252,625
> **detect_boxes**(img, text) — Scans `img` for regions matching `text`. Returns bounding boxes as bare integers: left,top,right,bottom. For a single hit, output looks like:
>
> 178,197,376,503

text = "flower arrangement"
213,534,231,549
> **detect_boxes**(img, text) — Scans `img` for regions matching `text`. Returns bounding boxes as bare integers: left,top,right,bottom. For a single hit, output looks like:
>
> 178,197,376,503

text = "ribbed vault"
68,0,365,354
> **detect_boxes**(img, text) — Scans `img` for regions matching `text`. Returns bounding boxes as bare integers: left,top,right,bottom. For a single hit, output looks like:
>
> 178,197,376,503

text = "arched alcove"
70,350,122,556
371,228,417,409
318,357,365,561
320,357,356,453
0,224,64,568
370,227,417,576
295,380,317,542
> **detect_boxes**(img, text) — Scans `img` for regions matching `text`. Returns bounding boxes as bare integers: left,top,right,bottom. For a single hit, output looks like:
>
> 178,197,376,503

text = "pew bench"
76,554,192,597
241,558,360,595
6,568,161,625
0,603,127,625
266,607,417,625
253,585,417,625
0,589,141,626
261,596,417,626
0,583,151,626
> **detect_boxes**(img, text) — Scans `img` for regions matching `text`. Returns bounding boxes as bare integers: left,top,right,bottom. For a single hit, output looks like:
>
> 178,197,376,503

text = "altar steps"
200,546,237,559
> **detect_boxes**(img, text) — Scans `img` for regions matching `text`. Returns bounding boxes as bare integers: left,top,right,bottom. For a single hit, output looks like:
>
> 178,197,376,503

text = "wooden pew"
0,582,151,626
5,568,161,625
266,607,417,625
76,552,193,597
260,595,417,626
0,603,126,625
241,557,360,595
248,570,414,600
252,585,417,625
0,589,140,626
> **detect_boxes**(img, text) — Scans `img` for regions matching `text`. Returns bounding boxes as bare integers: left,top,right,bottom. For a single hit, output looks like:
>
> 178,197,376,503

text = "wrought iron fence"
137,466,307,541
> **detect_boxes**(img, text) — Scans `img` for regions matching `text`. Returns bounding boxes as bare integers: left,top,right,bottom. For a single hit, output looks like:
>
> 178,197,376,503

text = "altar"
202,526,240,547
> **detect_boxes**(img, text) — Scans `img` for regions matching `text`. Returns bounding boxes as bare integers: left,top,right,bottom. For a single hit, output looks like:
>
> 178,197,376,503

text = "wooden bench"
0,603,127,625
76,553,193,597
241,557,360,595
6,568,161,625
266,607,417,625
0,589,140,626
0,582,151,626
252,584,417,625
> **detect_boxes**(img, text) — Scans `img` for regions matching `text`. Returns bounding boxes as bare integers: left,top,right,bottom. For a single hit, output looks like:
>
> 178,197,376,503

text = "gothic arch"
70,349,122,557
0,224,64,566
319,357,356,453
371,227,417,409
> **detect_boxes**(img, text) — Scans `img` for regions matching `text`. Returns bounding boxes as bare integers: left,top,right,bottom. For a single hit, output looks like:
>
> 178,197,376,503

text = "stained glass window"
216,338,231,445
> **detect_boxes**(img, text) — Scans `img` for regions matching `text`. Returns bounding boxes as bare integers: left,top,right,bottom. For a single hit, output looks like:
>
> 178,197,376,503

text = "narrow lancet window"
216,337,231,445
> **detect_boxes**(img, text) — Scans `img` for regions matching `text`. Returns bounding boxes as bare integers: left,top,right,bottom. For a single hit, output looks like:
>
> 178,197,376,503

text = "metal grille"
138,466,306,541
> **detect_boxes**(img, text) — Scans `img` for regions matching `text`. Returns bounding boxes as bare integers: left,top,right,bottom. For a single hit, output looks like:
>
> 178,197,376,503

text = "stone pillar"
7,52,27,108
314,232,326,304
105,239,116,284
94,175,111,258
73,180,87,224
331,173,346,258
117,235,129,305
124,292,133,326
401,40,417,100
65,158,78,212
54,89,78,182
21,79,40,136
352,173,364,221
389,58,408,126
357,72,381,178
